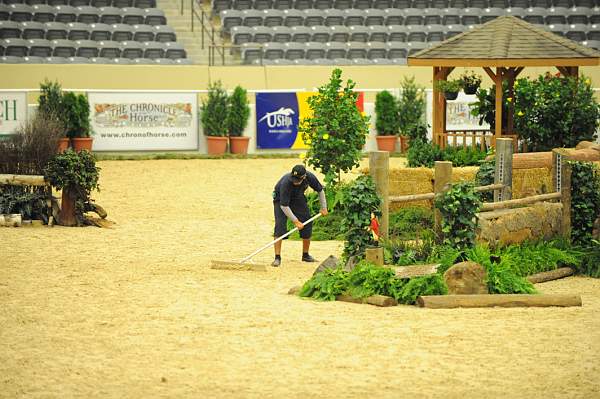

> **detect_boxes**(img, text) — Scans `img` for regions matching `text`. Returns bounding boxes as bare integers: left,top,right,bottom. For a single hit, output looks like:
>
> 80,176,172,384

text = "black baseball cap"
290,164,307,182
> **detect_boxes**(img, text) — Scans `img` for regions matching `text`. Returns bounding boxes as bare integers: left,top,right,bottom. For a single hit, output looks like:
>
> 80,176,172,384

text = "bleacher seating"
0,0,189,63
214,0,599,64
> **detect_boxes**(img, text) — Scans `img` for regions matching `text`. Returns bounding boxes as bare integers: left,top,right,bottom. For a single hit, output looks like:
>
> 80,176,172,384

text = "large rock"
443,261,489,295
312,255,339,275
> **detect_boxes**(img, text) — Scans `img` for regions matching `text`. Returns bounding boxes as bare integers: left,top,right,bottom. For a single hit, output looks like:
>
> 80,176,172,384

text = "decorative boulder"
313,255,339,275
443,261,489,295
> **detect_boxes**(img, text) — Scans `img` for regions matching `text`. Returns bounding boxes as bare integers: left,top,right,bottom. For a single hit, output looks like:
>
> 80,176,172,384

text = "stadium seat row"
0,37,186,58
220,7,599,31
0,4,166,24
230,23,600,43
0,54,192,62
238,39,600,64
1,0,156,8
211,0,598,12
0,21,176,41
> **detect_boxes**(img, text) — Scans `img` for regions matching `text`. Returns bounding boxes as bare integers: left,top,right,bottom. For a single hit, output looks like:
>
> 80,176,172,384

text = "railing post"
369,151,389,240
434,161,452,238
494,137,513,202
561,162,572,239
190,0,194,31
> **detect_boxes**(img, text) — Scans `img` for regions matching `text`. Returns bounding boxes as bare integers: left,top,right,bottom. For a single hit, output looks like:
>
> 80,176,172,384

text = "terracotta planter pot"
72,137,93,152
206,136,228,155
229,136,250,154
57,138,70,153
399,135,409,153
375,135,397,152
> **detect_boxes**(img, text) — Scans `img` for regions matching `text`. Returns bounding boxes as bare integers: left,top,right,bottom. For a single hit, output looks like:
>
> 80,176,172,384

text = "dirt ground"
1,158,599,399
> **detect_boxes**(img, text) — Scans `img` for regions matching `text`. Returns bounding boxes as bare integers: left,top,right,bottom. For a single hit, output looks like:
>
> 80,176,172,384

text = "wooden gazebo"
408,16,600,150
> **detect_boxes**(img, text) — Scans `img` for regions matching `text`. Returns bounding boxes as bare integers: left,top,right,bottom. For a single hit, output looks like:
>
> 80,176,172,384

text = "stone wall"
476,202,563,247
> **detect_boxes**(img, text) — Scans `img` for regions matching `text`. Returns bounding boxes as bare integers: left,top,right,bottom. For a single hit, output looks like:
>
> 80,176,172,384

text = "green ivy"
570,161,600,245
435,182,482,249
340,175,381,259
475,157,495,202
388,206,434,240
300,69,370,184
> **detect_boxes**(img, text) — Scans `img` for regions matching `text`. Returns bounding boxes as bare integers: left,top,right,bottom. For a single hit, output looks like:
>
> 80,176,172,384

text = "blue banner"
256,92,300,149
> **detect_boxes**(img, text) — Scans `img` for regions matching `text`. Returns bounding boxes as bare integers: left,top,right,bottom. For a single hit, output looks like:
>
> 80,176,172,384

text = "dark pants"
273,199,312,239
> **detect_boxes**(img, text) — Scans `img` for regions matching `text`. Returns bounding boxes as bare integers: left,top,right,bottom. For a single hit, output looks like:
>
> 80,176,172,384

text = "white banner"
445,92,489,131
0,92,28,135
89,92,198,151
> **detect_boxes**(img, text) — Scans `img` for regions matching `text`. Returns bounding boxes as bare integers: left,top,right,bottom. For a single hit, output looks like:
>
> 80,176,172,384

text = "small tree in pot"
38,80,69,152
63,92,93,152
201,80,229,155
374,90,399,152
226,85,251,154
398,76,426,151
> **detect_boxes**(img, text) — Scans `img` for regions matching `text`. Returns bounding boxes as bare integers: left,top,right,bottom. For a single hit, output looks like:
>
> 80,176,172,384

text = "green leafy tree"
434,182,482,249
513,74,600,151
398,76,427,141
340,175,381,259
374,90,399,136
38,79,63,122
226,85,250,137
201,81,229,137
300,68,370,184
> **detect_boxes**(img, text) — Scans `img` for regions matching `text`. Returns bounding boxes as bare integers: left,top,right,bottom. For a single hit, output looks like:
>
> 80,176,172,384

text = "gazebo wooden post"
433,67,440,146
506,68,515,136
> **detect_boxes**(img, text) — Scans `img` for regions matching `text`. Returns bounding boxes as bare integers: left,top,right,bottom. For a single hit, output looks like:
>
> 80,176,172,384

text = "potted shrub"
226,85,251,154
201,80,229,155
44,149,100,227
63,92,93,152
436,79,461,101
398,76,426,152
38,80,69,152
374,90,399,152
460,70,482,95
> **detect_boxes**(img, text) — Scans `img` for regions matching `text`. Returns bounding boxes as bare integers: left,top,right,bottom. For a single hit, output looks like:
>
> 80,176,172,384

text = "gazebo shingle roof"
408,16,600,66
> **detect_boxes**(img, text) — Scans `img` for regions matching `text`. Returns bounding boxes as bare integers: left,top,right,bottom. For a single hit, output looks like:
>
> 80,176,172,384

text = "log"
288,286,398,307
416,294,582,309
390,192,435,203
0,174,47,186
575,141,600,151
512,152,552,169
527,267,574,284
392,263,440,279
480,192,561,212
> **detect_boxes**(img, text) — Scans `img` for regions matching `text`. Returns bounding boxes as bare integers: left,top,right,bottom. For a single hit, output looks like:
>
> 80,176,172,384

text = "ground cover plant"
407,140,486,167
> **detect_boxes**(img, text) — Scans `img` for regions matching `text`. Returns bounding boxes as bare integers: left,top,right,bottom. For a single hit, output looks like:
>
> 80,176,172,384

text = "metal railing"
182,0,223,60
208,44,263,66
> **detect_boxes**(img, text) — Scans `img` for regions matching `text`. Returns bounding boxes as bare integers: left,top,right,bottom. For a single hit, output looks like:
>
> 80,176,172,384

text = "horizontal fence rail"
480,192,562,212
389,183,505,204
0,174,47,186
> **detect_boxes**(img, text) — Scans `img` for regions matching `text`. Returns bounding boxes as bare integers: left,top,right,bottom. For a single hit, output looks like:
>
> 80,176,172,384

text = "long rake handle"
240,213,322,264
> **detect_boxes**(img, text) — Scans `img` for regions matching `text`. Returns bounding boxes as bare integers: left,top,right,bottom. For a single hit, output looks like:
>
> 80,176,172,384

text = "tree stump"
59,187,77,227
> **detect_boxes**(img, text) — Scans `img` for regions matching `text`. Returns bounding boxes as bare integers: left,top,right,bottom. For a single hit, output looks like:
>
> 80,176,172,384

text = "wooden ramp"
210,260,268,271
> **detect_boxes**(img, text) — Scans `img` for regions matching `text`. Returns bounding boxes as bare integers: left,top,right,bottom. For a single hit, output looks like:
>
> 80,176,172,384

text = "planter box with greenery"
201,81,229,155
436,79,461,101
374,90,399,152
44,149,100,227
460,71,482,95
226,85,251,154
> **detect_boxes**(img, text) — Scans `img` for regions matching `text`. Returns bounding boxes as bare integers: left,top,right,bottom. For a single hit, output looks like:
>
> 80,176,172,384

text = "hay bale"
512,168,553,199
451,167,478,183
388,167,433,210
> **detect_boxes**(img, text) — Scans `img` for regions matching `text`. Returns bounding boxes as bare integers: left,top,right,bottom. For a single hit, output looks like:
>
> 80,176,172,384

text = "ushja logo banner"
256,92,364,149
